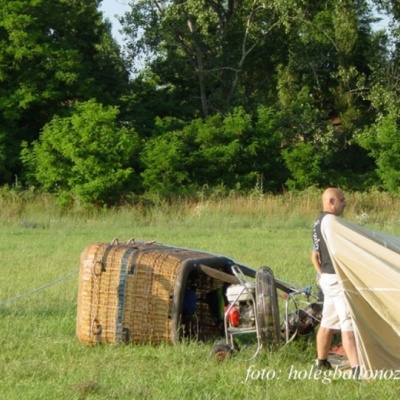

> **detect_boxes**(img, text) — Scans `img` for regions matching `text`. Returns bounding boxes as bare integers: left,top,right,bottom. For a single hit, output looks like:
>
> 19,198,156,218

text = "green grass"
1,190,400,399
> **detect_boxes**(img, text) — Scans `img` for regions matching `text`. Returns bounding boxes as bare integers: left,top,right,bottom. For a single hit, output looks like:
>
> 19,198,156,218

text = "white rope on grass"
0,270,79,306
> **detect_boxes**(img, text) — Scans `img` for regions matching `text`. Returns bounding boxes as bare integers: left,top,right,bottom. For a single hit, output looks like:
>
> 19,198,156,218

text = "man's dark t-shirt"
312,211,336,274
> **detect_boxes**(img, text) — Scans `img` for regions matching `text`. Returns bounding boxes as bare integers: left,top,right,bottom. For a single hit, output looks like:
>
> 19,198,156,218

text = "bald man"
311,188,359,376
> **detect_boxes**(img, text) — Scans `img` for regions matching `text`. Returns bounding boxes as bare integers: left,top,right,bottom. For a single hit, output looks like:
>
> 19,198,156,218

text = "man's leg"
341,330,359,368
317,326,334,360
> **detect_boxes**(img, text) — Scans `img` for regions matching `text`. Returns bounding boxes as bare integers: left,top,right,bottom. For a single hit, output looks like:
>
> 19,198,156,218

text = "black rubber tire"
255,266,281,349
209,343,232,362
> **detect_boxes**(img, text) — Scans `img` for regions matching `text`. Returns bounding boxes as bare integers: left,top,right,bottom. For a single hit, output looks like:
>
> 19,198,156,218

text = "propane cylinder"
224,305,240,327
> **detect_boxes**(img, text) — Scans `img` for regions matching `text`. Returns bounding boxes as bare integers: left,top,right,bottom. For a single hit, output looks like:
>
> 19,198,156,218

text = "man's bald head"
322,188,346,216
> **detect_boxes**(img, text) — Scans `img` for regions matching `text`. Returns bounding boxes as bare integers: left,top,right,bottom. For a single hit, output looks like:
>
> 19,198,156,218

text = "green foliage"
141,129,193,196
21,100,140,206
119,72,195,138
282,142,326,191
357,114,400,193
0,0,128,184
270,1,380,191
121,0,287,116
141,106,285,195
0,0,399,198
356,50,400,194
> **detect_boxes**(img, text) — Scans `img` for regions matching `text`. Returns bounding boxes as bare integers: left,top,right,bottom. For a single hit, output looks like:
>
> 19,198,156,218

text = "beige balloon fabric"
321,214,400,377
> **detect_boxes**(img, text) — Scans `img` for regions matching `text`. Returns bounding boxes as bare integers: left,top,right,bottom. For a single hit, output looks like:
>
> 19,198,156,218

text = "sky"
99,0,131,45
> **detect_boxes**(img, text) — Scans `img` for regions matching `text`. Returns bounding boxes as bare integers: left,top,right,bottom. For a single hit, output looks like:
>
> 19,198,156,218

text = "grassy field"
1,189,400,399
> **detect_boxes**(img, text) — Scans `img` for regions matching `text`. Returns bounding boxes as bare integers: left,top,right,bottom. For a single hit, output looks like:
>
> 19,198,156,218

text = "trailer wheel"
209,344,232,362
255,266,280,349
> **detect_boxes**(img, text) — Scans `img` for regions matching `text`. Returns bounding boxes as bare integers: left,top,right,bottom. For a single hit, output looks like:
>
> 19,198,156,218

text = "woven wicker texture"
77,240,237,346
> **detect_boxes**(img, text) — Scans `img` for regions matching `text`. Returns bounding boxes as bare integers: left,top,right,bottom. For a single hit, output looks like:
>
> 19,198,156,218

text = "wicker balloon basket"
76,239,255,346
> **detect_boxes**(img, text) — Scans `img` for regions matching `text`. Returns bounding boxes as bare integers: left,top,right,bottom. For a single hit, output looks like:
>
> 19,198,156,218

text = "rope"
0,270,79,306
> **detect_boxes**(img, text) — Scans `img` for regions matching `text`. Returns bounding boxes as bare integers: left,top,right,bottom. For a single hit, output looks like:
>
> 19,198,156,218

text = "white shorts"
319,273,353,331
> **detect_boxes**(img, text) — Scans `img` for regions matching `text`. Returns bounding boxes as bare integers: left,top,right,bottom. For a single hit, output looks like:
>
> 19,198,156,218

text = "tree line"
1,0,399,205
